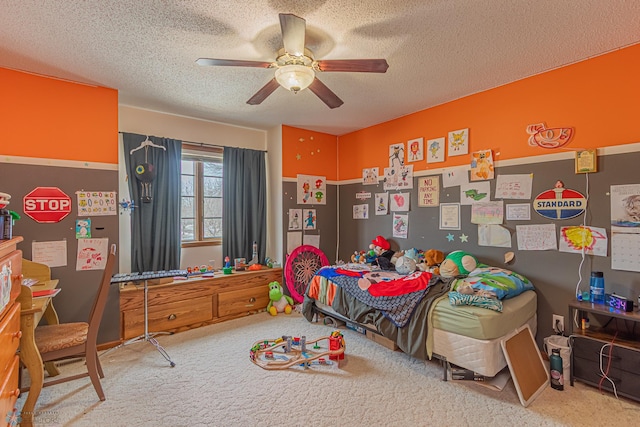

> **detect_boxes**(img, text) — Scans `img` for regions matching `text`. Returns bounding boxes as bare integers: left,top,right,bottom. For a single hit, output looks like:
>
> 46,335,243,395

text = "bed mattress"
430,290,537,340
432,313,538,377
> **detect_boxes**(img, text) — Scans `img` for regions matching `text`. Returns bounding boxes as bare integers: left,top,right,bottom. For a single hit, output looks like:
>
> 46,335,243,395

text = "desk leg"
41,303,61,377
19,314,43,427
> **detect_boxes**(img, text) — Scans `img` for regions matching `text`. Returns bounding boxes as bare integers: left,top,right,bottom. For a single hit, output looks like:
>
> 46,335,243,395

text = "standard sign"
23,187,72,223
533,185,586,220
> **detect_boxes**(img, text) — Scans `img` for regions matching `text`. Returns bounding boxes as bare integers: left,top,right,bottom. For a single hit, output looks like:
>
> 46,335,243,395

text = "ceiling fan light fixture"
275,64,315,93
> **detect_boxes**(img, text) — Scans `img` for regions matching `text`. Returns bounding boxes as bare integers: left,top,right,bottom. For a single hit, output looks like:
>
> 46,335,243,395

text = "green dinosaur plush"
266,281,294,316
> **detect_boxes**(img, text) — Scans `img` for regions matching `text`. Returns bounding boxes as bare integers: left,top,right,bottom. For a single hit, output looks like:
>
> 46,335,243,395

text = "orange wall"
337,43,640,181
282,125,338,180
0,67,118,164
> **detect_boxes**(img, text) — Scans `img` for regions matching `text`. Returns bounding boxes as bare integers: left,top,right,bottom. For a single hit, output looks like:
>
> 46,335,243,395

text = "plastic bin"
544,335,571,381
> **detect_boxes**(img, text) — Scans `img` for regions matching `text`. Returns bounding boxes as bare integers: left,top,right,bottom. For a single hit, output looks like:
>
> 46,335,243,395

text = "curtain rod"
118,132,267,152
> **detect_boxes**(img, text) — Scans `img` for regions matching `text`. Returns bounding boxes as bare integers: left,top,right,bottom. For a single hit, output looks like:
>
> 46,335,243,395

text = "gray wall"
1,163,120,344
282,181,338,265
337,150,640,345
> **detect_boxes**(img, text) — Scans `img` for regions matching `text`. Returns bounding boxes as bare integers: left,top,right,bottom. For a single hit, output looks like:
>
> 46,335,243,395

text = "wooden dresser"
119,268,283,340
0,237,23,426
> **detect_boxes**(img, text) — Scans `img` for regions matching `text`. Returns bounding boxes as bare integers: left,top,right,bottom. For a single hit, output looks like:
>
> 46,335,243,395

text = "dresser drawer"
0,355,20,424
573,353,640,398
218,287,270,318
122,296,213,339
0,303,20,374
571,336,640,373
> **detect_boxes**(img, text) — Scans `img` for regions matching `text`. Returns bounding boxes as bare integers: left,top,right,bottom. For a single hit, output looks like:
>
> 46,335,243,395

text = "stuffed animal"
370,235,395,270
439,250,478,278
266,281,294,316
395,255,416,275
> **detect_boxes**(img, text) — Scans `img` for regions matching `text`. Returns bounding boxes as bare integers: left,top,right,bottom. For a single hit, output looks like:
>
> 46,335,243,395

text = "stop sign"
23,187,72,223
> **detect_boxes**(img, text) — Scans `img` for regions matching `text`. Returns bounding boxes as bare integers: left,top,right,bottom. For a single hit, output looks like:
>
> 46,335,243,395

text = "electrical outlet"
552,314,564,333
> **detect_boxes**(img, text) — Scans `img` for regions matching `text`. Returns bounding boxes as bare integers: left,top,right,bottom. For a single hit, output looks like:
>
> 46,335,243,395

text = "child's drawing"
426,137,445,163
389,143,405,167
407,138,424,162
448,128,469,156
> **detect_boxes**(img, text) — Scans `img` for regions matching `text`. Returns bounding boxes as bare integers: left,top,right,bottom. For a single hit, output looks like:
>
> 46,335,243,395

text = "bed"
301,264,537,379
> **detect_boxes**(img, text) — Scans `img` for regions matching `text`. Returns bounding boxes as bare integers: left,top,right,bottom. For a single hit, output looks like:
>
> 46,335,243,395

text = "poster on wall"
32,240,67,267
389,143,405,167
383,165,413,190
76,238,109,271
426,137,445,163
392,214,408,238
353,204,369,219
418,176,439,207
442,166,469,188
610,184,640,231
559,226,607,257
471,201,503,224
76,219,91,238
447,128,469,156
495,174,533,200
439,203,460,230
460,181,490,205
610,184,640,272
390,192,410,212
76,191,118,216
302,209,317,230
516,224,557,250
506,204,531,221
478,224,512,247
375,192,389,215
287,231,302,254
362,167,379,185
407,137,424,162
297,174,326,205
470,149,494,181
288,209,302,230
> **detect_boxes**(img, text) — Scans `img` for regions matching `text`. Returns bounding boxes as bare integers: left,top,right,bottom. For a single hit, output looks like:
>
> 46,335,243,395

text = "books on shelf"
31,288,61,299
22,278,39,287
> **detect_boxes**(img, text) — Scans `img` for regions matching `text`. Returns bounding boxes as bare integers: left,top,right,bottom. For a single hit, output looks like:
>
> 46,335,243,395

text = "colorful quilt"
314,267,435,327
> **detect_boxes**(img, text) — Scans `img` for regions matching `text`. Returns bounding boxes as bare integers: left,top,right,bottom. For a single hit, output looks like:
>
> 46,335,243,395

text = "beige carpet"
18,312,639,426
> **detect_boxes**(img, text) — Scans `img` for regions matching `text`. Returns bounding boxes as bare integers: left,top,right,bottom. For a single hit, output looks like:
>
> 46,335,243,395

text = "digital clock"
609,294,634,312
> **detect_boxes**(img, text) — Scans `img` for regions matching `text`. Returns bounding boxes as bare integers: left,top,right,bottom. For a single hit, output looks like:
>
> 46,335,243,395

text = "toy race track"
250,331,345,370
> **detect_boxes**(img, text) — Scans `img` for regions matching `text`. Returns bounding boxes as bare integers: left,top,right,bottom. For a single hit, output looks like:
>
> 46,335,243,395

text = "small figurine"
224,256,231,268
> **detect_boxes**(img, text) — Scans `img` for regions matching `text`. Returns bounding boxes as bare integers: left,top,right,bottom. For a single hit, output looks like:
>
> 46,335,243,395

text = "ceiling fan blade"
196,58,272,68
279,13,306,57
316,59,389,73
247,78,280,105
308,78,344,109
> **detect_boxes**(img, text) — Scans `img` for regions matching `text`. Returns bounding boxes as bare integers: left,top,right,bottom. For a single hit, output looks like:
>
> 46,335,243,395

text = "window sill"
181,240,221,248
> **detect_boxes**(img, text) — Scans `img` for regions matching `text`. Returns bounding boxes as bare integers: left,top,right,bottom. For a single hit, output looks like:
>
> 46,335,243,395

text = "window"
181,145,223,247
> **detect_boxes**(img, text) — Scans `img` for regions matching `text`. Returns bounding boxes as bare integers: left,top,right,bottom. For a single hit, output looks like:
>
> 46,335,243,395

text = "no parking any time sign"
23,187,72,223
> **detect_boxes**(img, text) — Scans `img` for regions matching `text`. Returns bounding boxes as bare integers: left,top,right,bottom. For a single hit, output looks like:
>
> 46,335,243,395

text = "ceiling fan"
196,13,389,109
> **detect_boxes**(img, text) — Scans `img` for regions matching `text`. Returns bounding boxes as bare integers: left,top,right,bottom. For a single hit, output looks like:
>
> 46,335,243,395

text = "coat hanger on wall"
129,136,167,155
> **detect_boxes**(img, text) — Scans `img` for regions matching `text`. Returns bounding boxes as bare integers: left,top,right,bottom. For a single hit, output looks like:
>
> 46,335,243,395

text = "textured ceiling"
1,1,639,136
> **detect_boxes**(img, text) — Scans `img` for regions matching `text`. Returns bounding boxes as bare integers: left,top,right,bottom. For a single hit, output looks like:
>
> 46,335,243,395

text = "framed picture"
575,149,597,173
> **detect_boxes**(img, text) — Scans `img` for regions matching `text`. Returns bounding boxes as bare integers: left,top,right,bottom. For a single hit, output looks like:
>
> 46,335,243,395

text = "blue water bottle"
589,271,605,304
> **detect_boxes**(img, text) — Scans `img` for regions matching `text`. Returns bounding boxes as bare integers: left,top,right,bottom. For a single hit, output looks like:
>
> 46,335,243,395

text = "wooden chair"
29,244,117,401
22,258,62,377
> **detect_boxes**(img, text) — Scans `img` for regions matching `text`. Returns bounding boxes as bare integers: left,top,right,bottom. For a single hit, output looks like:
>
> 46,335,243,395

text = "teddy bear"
438,250,478,278
266,281,294,316
417,249,445,274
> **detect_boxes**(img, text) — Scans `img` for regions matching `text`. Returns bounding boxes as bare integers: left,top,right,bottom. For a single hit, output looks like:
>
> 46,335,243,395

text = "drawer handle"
249,297,256,303
167,314,177,321
10,388,20,397
596,352,621,360
12,331,22,340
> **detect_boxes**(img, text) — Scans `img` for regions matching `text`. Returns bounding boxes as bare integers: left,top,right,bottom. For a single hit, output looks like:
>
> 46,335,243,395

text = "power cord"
598,332,619,399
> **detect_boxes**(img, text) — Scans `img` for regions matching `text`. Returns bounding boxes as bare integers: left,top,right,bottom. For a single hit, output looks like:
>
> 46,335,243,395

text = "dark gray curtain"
222,147,266,264
123,133,182,272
